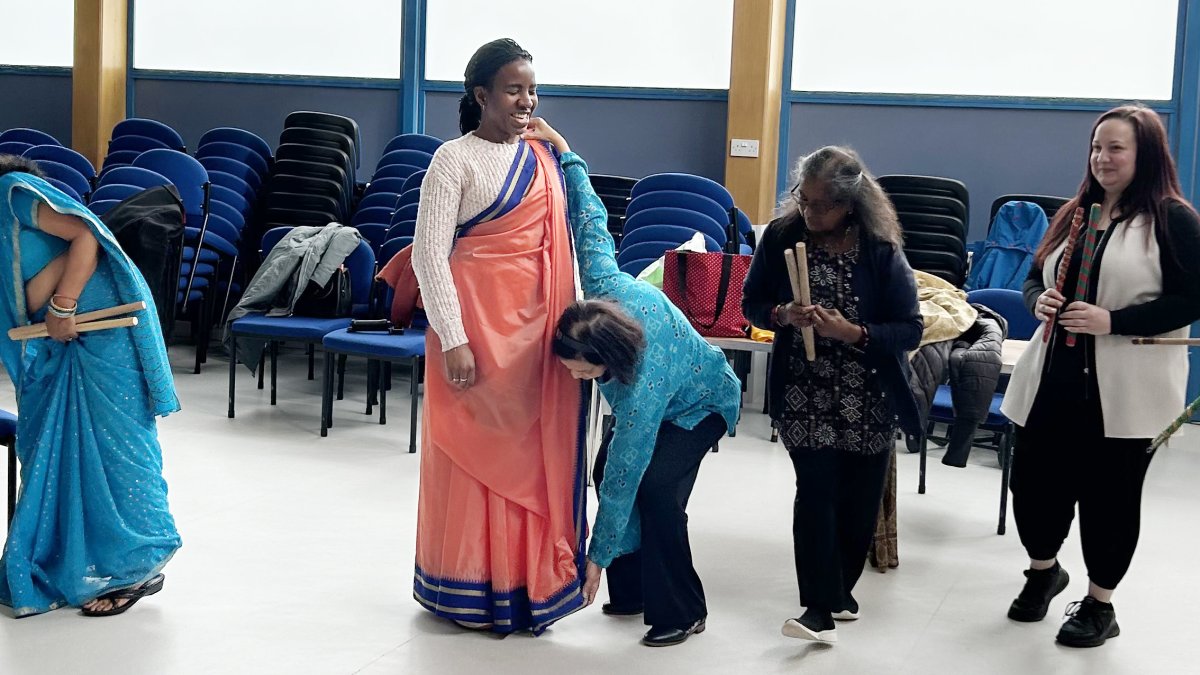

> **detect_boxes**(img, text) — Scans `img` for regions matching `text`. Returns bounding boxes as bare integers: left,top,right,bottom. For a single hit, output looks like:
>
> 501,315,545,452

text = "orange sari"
411,141,586,633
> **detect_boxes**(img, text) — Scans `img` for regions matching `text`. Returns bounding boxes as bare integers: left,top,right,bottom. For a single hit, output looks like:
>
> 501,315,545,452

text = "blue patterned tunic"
559,152,741,568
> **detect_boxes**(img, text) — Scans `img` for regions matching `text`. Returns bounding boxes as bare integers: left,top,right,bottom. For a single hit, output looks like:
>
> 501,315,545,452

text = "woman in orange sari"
406,38,586,634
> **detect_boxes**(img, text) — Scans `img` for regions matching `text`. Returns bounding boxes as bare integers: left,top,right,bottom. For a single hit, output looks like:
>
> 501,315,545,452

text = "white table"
1001,339,1028,374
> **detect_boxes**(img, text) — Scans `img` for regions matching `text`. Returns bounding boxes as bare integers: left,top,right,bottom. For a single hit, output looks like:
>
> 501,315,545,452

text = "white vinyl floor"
1,344,1198,675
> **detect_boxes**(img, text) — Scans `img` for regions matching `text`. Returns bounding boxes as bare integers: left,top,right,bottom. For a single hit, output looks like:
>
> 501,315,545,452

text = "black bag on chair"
100,185,185,341
292,265,352,318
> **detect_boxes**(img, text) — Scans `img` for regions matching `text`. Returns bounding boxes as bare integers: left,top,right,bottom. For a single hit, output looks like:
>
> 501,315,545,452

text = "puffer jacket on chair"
941,304,1007,466
905,339,952,453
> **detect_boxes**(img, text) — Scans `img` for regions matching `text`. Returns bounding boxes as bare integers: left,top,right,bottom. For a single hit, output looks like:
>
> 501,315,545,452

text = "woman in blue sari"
0,155,180,618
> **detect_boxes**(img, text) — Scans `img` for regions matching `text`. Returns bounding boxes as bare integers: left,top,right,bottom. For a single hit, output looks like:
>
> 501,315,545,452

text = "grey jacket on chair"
223,224,362,372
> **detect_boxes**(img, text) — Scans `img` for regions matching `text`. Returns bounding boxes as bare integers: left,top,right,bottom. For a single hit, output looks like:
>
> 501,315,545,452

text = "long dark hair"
0,154,46,179
554,300,646,385
775,145,903,249
1034,104,1196,267
459,38,533,135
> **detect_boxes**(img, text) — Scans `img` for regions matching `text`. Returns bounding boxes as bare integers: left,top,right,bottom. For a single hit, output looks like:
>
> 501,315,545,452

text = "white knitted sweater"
410,133,522,351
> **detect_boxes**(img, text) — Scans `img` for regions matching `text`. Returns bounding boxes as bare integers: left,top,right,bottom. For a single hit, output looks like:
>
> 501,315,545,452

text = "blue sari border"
457,140,537,238
413,565,585,635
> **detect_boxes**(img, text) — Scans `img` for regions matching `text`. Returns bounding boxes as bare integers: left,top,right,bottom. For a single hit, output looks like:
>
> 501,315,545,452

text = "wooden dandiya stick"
1064,204,1103,348
783,245,815,361
1148,394,1200,453
1131,337,1200,346
7,301,146,340
1044,207,1086,344
12,317,138,341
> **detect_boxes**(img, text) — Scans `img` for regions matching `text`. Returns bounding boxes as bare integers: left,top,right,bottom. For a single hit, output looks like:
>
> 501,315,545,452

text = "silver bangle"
47,298,77,318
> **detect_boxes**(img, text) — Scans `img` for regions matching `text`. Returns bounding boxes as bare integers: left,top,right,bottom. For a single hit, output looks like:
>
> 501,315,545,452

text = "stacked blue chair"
616,206,729,277
112,118,186,152
0,128,62,147
227,237,376,419
0,141,35,156
195,128,271,315
630,173,753,249
382,133,443,157
99,118,187,178
32,159,92,203
351,134,438,255
133,149,235,372
24,146,95,186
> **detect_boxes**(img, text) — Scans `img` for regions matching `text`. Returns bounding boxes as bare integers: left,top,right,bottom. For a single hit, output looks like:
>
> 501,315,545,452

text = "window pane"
0,1,74,67
426,1,733,89
134,0,403,78
792,0,1178,100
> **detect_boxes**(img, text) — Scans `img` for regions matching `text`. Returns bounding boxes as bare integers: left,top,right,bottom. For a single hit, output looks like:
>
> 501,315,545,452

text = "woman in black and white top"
1001,105,1200,648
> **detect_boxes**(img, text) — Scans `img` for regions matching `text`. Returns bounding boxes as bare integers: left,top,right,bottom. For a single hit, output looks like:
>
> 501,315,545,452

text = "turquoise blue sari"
0,173,180,617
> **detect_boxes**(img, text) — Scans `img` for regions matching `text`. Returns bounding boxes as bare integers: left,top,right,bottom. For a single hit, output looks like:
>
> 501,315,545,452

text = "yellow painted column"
725,0,788,224
73,0,128,168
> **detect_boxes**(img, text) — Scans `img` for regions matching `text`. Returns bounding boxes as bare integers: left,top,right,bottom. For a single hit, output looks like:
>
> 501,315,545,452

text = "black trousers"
593,413,726,629
788,447,892,612
1011,423,1154,590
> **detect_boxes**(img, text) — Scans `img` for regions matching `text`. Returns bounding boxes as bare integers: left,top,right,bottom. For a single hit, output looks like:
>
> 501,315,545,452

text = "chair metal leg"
193,294,208,374
919,430,928,494
379,362,390,425
336,354,347,400
321,351,334,437
409,356,420,453
998,427,1013,535
763,354,772,415
307,344,316,381
7,443,16,526
220,256,238,327
257,352,266,390
270,341,278,405
365,360,377,415
227,341,237,418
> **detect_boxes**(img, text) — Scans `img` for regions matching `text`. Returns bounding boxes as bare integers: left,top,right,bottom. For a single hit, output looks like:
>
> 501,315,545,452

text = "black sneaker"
1008,563,1070,622
833,595,860,621
782,608,837,642
1056,597,1120,648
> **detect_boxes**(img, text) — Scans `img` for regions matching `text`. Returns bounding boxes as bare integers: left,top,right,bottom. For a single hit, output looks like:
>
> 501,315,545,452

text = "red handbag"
663,249,752,338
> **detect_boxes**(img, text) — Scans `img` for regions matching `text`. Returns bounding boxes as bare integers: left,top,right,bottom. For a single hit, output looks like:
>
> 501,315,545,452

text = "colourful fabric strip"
457,140,536,238
1065,224,1100,347
413,566,585,635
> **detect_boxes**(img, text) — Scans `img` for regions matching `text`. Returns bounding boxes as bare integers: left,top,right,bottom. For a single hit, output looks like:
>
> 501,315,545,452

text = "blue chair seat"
930,386,1009,429
231,314,352,340
322,327,425,358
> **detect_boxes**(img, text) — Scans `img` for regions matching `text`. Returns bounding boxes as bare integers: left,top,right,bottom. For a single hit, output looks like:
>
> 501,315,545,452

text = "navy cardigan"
742,216,924,437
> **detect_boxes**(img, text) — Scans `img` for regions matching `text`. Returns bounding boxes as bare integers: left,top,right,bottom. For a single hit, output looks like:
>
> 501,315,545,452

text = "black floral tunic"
778,243,896,454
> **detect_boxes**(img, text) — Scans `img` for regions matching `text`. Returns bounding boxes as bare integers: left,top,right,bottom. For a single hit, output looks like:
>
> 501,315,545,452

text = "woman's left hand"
813,305,862,343
1058,301,1112,335
522,117,570,154
581,560,602,607
45,313,78,343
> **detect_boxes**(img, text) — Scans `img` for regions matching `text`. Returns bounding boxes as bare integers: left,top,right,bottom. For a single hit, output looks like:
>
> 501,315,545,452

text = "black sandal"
80,574,165,617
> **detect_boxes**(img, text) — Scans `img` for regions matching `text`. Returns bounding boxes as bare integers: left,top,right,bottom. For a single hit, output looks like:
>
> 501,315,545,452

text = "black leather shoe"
642,618,706,647
1056,597,1120,648
602,602,644,616
1008,563,1070,622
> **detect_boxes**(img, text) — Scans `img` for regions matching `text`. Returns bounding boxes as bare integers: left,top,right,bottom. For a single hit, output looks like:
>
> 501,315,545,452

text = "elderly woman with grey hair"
742,146,922,643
